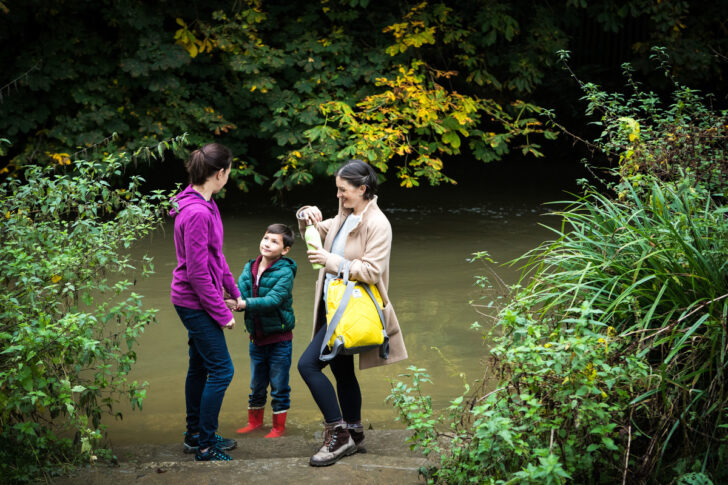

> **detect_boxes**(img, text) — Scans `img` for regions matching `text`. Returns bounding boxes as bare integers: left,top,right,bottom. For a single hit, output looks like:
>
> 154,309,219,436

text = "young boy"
228,223,296,438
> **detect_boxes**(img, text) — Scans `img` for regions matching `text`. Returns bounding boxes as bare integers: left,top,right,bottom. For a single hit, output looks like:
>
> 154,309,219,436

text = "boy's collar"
259,255,282,268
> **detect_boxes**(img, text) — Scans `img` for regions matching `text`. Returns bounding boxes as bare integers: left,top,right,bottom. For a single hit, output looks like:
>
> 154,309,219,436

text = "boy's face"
260,232,289,259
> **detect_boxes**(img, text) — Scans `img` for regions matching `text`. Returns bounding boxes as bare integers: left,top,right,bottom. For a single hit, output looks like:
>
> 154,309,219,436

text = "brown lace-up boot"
309,421,356,467
347,421,366,453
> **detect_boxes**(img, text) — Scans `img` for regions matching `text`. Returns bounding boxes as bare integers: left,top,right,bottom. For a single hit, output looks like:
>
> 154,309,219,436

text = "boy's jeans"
249,340,292,412
174,305,234,449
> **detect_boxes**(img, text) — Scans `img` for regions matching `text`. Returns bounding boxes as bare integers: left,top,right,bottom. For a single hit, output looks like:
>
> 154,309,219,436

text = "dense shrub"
388,53,728,484
0,148,175,482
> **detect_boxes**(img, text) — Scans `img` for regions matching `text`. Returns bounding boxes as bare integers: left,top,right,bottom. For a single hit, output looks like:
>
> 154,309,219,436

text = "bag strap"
337,259,350,283
361,283,389,359
361,284,386,333
319,278,357,361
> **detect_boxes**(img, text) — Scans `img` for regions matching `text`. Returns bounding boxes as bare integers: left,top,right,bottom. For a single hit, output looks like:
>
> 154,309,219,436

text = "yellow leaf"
5,211,10,219
51,274,62,283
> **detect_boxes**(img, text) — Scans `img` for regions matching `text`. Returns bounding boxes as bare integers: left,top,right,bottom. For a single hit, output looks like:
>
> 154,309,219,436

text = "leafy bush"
0,150,173,482
559,47,728,196
388,54,728,484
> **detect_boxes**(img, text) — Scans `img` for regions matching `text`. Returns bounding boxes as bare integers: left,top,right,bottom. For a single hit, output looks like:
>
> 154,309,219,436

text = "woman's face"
336,176,366,210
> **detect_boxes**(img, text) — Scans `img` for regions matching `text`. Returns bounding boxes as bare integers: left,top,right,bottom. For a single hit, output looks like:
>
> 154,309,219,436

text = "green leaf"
442,131,461,149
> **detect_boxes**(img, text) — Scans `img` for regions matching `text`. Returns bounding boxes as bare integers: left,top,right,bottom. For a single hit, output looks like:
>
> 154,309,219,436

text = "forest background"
2,0,726,191
1,1,728,484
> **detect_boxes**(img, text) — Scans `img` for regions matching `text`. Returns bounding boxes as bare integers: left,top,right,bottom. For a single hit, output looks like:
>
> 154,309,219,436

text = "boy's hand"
224,298,237,310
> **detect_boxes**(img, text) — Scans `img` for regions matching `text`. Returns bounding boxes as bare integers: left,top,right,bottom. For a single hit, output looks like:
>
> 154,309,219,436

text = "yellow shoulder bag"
319,261,389,361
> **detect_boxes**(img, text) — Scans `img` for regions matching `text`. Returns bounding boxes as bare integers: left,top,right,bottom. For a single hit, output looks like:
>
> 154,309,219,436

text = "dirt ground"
53,429,429,484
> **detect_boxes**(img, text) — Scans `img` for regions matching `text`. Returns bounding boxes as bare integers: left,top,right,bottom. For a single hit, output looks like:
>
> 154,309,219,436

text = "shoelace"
327,429,341,451
202,447,232,461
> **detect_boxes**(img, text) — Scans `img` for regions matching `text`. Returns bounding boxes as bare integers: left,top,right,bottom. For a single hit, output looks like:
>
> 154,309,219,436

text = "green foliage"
390,302,648,483
387,60,728,483
277,61,553,189
559,47,728,196
0,1,238,172
2,1,726,193
0,145,174,482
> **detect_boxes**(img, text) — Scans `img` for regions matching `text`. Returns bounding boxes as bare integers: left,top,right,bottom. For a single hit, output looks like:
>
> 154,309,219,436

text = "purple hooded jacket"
170,185,240,326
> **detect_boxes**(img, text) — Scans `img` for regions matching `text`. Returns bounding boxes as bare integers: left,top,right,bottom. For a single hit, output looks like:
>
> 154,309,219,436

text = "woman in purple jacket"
170,143,241,461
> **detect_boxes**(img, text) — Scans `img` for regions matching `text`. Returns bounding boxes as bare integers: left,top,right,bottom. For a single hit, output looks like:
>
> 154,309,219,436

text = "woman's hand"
236,297,246,311
224,318,235,329
307,246,330,267
299,206,323,225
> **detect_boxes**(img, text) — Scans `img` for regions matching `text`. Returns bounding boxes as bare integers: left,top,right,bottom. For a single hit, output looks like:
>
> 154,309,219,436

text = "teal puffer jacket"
237,257,296,336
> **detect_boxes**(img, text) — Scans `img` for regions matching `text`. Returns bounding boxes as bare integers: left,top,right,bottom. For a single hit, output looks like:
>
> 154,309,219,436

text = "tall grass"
513,179,728,480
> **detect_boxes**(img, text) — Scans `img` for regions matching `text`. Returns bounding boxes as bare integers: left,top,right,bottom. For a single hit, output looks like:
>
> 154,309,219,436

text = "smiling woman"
294,159,408,467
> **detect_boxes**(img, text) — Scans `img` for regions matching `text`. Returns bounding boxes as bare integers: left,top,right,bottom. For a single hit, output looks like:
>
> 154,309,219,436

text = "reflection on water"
103,186,565,445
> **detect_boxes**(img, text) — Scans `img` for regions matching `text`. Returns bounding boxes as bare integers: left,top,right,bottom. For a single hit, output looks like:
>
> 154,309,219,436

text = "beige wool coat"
296,196,407,370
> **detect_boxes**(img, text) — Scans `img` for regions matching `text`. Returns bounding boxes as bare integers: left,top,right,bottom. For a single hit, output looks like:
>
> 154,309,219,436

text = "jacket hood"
279,256,297,277
169,185,211,217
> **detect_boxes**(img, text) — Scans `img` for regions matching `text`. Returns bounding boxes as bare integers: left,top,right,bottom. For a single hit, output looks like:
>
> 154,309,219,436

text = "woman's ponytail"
186,143,233,185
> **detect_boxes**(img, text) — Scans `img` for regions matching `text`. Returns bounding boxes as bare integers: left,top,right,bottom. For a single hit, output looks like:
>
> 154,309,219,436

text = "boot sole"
184,442,237,453
309,444,357,467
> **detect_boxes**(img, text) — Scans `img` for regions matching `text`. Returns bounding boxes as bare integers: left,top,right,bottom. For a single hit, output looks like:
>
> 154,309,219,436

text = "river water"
103,161,580,445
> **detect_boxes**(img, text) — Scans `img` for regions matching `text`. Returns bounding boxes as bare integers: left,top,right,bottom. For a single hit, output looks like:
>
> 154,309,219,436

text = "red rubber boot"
236,407,264,434
264,411,287,438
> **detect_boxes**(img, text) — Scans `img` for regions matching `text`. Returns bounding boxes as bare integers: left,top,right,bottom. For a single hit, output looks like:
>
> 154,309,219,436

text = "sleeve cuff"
325,253,345,274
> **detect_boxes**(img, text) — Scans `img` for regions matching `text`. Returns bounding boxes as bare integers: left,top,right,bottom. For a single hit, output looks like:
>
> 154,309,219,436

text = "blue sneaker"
184,432,237,454
195,445,233,461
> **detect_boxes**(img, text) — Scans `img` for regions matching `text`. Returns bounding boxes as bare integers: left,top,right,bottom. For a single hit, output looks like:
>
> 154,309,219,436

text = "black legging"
297,319,362,424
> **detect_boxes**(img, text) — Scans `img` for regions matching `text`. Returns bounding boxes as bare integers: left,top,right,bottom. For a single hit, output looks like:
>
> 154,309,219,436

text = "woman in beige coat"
296,159,407,467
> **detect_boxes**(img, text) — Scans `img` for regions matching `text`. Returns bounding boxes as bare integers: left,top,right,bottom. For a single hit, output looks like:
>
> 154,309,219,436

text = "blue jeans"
249,340,292,412
174,305,234,449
